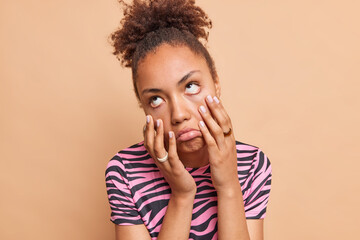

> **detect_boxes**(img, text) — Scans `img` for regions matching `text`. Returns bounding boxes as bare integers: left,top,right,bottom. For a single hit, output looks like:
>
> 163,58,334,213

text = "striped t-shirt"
105,140,272,239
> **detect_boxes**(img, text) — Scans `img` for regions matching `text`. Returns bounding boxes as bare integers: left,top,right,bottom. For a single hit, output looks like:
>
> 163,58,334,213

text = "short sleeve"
244,149,272,219
105,154,143,225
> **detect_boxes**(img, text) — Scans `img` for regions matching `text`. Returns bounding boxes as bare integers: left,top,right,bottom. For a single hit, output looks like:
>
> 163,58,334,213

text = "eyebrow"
141,70,200,95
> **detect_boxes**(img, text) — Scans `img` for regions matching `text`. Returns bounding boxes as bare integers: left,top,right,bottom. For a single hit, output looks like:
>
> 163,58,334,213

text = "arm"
198,95,252,240
143,116,197,239
114,193,195,240
216,148,271,240
114,192,196,240
109,115,196,240
156,192,195,239
113,204,264,240
217,189,265,240
115,224,151,240
247,220,264,240
217,186,250,240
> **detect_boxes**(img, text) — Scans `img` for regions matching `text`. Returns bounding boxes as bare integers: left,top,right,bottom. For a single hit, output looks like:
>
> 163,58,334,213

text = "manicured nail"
156,119,160,127
146,115,150,123
199,121,205,128
169,131,173,138
213,96,220,104
206,95,213,103
200,105,206,113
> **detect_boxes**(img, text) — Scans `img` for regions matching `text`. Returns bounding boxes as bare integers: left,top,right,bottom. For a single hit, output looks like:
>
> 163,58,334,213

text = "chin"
176,137,205,153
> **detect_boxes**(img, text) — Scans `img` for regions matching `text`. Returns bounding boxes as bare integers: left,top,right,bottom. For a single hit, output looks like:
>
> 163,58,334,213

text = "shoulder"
235,140,272,182
235,140,271,166
109,141,147,163
105,141,148,174
117,141,147,158
235,140,272,218
105,141,157,179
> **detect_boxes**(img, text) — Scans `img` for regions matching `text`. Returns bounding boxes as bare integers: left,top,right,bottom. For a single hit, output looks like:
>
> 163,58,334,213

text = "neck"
178,145,209,168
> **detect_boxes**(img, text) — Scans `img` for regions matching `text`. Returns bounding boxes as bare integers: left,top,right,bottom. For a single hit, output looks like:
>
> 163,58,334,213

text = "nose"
170,96,191,125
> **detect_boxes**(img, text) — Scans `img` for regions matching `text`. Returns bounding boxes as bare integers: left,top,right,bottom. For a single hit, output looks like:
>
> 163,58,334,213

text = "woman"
105,0,272,239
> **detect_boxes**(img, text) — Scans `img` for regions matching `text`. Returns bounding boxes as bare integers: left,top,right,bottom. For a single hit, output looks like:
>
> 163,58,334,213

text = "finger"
142,124,146,137
198,104,225,146
167,131,183,169
205,95,232,134
154,119,171,168
198,120,219,156
144,115,155,156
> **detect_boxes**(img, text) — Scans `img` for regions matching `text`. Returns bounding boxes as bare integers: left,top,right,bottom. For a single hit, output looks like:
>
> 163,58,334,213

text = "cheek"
187,93,208,118
162,118,171,130
150,111,171,131
142,106,170,129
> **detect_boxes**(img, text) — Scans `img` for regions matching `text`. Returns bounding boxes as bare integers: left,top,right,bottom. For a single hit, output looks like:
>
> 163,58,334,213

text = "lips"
176,128,202,142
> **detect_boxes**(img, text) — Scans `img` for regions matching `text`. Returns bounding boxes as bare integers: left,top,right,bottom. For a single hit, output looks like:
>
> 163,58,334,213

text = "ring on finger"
223,127,232,137
156,151,168,163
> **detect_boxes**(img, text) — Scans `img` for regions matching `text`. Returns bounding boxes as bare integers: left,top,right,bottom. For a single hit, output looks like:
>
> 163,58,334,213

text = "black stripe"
120,150,148,156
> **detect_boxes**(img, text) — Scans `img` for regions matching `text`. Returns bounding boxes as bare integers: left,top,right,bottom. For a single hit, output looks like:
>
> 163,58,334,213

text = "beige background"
1,0,359,239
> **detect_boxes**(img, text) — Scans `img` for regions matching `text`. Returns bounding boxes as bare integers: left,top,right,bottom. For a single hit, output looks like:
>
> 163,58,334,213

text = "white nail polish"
206,95,213,103
146,115,150,123
200,105,206,113
169,131,173,138
200,121,205,127
213,96,220,104
156,119,160,127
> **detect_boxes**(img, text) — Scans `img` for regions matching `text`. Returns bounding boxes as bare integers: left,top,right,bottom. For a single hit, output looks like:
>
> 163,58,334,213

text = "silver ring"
156,151,168,163
223,128,232,136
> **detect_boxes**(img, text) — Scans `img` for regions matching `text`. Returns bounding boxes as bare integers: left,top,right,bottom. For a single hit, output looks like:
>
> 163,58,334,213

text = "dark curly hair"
110,0,217,99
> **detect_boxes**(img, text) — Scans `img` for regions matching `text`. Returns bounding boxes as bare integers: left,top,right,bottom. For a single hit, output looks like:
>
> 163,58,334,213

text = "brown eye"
185,83,200,94
150,96,164,108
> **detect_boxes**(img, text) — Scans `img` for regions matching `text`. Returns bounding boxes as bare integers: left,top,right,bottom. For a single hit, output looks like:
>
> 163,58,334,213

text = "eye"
149,96,164,108
185,82,200,94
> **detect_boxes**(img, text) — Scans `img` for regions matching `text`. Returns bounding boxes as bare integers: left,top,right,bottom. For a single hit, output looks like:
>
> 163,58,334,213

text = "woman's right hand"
143,115,197,199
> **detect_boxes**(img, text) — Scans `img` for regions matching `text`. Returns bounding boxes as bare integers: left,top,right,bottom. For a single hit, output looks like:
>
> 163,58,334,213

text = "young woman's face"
136,44,220,153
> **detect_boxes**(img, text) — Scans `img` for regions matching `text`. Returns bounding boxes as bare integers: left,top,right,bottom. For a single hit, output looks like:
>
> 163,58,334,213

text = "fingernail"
156,119,160,128
200,105,206,113
169,131,173,138
213,96,220,104
206,95,213,103
199,121,205,127
146,115,150,123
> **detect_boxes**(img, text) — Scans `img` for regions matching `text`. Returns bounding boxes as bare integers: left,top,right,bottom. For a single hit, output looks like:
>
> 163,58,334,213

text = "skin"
114,44,264,240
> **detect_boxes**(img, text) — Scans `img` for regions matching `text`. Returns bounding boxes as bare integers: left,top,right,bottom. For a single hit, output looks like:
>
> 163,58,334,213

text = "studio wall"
1,0,359,239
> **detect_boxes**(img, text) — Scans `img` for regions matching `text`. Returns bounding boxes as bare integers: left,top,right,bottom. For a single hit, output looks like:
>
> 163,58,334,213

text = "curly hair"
110,0,217,99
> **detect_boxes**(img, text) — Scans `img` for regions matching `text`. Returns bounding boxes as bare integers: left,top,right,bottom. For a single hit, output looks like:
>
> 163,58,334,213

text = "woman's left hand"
198,95,239,193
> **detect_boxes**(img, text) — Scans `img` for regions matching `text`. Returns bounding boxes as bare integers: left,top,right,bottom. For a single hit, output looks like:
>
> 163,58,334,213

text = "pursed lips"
175,127,202,141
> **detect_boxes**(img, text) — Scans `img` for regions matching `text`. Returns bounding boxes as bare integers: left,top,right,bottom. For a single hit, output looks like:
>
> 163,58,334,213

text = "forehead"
136,44,211,92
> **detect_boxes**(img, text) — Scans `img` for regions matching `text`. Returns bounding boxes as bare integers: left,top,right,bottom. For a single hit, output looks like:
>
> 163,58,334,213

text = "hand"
198,95,239,192
143,115,197,198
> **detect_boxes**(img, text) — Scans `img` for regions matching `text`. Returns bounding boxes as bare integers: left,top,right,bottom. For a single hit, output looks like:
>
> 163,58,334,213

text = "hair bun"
110,0,212,67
